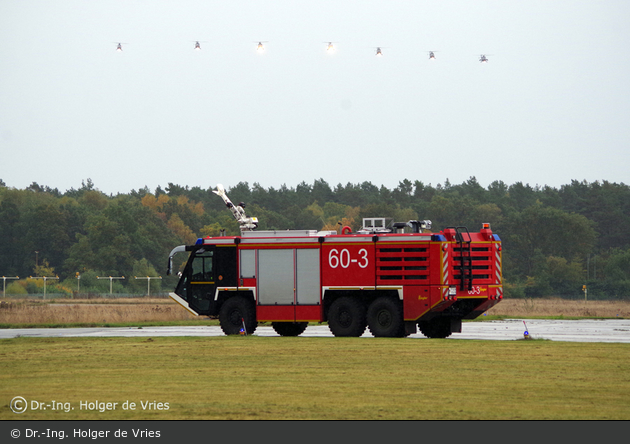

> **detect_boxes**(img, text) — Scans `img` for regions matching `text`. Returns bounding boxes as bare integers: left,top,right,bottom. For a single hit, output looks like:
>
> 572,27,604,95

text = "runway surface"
2,319,630,342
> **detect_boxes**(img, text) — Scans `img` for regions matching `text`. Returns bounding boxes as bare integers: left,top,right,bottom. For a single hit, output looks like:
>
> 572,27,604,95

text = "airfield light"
2,276,19,298
29,275,59,300
135,276,162,296
97,276,125,294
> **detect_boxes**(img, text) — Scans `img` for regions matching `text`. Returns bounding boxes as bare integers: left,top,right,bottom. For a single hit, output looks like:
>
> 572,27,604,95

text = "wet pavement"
2,319,630,342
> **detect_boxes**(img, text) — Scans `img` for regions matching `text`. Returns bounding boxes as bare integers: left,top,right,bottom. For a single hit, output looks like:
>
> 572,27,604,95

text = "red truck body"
168,217,502,338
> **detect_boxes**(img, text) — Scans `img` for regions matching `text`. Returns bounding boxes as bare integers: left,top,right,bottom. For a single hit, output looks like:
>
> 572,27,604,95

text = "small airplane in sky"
324,42,337,52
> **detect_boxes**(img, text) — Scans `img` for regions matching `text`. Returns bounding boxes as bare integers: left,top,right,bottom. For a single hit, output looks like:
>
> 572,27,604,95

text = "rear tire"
367,296,405,338
327,296,367,337
219,296,257,335
418,318,452,338
271,322,308,337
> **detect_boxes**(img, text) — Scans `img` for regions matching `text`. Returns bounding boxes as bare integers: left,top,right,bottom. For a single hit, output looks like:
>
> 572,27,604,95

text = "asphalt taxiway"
2,319,629,342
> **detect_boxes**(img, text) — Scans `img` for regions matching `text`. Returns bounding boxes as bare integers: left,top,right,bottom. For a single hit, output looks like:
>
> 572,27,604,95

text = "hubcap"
339,309,352,328
376,309,392,327
229,309,242,326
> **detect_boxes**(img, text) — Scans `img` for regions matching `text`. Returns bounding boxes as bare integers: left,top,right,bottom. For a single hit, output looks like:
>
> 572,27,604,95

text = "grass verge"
1,336,629,420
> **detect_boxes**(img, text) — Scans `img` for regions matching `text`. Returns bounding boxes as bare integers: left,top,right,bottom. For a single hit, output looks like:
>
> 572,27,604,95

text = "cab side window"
191,251,214,282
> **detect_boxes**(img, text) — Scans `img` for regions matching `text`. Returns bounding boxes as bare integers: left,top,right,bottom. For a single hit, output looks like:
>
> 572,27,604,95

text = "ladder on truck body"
449,226,473,291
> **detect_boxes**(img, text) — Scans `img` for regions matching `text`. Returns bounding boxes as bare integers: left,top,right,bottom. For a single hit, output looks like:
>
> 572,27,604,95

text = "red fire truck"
167,185,503,338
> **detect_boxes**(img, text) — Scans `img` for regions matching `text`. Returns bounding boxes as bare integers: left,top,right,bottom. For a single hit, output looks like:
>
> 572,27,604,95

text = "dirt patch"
0,300,197,324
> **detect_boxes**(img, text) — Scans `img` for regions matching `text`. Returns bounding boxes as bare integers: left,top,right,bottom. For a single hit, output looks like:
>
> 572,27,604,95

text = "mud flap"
451,318,462,333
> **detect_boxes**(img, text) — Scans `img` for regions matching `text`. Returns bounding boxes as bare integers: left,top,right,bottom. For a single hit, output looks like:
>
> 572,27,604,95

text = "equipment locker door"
256,248,321,321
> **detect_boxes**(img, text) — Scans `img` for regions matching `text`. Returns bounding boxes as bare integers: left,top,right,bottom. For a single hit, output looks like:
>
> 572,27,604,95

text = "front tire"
219,296,257,335
367,296,405,337
418,318,452,338
272,322,308,337
327,297,367,337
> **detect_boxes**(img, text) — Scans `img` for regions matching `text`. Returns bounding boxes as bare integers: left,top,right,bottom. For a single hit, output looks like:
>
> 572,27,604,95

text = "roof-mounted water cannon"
359,218,432,234
393,220,432,233
212,184,259,231
407,220,432,233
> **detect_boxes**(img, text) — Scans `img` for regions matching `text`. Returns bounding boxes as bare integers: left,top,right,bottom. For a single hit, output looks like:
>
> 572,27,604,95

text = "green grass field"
2,335,629,420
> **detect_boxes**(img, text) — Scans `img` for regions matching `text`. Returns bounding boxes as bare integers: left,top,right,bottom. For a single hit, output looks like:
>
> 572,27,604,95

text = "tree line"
1,177,629,299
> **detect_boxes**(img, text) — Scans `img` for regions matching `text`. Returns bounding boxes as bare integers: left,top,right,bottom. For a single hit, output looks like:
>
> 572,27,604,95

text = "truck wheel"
418,318,452,339
272,322,308,337
327,297,367,337
367,297,405,337
219,296,257,335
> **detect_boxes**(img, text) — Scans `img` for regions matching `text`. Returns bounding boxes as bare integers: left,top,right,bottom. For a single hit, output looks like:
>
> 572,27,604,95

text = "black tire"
271,322,308,337
219,296,257,335
367,296,405,338
418,318,452,339
327,296,367,337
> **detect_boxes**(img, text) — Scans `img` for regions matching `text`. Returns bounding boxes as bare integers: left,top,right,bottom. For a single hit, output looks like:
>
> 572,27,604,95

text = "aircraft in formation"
113,42,492,62
325,42,337,52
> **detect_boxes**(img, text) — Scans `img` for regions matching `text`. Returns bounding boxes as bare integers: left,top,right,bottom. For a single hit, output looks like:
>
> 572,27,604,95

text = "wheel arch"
215,289,256,315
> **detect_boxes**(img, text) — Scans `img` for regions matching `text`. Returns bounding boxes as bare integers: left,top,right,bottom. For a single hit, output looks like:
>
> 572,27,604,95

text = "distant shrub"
503,282,526,299
5,282,27,295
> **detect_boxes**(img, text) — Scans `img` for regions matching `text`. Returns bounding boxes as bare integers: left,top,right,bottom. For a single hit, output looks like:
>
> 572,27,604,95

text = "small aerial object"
324,42,337,52
428,51,437,60
256,41,268,52
192,41,208,50
114,42,128,52
479,54,490,63
375,47,384,56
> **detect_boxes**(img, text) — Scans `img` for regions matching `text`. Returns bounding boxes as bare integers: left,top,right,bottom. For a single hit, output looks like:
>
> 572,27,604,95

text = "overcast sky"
1,1,629,196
